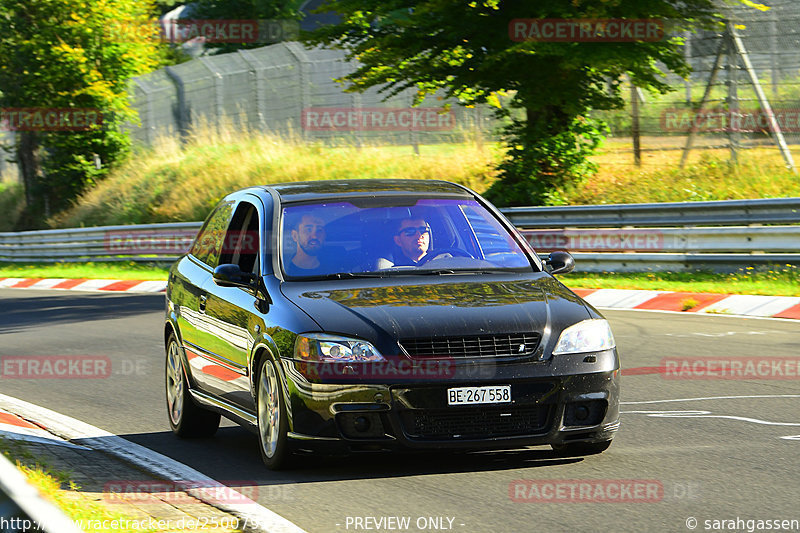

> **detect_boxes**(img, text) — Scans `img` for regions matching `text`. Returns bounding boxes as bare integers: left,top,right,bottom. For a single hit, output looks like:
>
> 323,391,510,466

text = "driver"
392,216,433,266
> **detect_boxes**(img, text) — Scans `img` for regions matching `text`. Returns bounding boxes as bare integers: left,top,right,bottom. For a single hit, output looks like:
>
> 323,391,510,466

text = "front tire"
165,333,220,437
256,357,293,470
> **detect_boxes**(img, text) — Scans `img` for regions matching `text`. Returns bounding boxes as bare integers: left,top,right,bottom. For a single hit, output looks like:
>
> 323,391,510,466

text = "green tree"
188,0,304,54
0,0,161,228
305,0,762,206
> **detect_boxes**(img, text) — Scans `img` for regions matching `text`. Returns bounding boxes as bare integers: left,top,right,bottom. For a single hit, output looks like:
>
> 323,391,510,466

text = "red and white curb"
573,288,800,320
2,277,798,320
0,410,88,449
0,278,166,293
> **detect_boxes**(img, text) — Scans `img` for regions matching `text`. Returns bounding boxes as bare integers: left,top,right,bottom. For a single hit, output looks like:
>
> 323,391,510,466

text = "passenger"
286,214,328,276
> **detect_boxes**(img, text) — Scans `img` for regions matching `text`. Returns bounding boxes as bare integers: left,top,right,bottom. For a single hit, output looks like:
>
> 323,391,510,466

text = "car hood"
279,273,592,355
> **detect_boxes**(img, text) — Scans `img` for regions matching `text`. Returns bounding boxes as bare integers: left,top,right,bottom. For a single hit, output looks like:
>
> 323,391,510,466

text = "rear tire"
165,333,220,437
551,439,612,457
256,357,293,470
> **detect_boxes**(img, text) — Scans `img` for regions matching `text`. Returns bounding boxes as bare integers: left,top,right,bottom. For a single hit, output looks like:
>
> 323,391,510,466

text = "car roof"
262,179,473,204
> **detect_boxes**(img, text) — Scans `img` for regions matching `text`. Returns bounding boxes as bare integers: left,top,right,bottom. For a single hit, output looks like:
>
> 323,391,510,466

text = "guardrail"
0,451,82,533
1,198,799,272
502,197,800,228
0,222,201,263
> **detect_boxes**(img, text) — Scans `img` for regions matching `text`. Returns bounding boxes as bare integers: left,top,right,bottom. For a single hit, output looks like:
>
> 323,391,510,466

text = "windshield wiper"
317,272,391,280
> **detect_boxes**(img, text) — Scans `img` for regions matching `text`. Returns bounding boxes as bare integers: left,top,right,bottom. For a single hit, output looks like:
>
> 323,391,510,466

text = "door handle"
199,294,207,312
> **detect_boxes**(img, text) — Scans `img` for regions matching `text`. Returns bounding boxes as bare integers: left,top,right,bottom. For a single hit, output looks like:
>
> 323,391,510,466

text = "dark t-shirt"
284,259,329,278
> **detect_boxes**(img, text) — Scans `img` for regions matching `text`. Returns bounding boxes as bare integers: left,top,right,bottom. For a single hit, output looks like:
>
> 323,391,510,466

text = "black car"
164,179,620,469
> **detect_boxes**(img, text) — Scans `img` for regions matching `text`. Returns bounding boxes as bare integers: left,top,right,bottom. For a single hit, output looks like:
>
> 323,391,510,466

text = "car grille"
400,333,541,360
399,406,552,440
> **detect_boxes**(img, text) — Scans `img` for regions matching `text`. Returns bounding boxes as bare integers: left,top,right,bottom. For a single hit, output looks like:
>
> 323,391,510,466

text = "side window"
190,202,235,268
220,201,260,274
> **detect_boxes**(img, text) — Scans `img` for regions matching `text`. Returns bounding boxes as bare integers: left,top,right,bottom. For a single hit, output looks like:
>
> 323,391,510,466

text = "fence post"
769,15,779,98
630,81,641,167
684,30,692,104
729,22,797,173
199,57,225,132
237,49,267,133
164,66,189,141
285,42,311,140
725,25,739,165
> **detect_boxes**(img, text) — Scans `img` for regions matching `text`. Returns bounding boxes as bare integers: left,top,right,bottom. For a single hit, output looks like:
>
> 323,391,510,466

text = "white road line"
0,393,306,533
622,410,800,427
621,394,800,405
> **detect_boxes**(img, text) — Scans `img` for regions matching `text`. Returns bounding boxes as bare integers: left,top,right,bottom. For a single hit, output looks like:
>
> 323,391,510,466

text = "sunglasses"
397,226,431,237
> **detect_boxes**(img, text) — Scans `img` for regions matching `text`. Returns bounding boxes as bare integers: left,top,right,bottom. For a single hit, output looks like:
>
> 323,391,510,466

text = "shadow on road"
120,426,583,487
0,291,163,333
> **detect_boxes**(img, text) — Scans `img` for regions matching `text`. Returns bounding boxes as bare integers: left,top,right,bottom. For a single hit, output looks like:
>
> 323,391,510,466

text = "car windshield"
280,197,534,279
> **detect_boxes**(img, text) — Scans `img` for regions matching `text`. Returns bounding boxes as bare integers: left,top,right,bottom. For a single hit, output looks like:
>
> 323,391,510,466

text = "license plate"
447,385,511,406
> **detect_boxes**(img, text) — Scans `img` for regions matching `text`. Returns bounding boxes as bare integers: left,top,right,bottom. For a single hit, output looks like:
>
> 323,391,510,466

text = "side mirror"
213,264,255,288
545,251,575,275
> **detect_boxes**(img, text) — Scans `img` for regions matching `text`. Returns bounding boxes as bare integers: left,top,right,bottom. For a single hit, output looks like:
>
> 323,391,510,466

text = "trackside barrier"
0,451,83,533
1,198,798,272
502,197,800,228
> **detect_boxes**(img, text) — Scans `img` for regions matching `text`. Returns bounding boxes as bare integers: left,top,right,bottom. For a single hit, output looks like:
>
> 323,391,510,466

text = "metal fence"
2,199,799,272
129,42,495,149
597,0,800,170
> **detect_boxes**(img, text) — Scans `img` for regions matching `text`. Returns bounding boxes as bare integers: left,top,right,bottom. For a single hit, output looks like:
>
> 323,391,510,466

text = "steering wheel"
417,248,475,265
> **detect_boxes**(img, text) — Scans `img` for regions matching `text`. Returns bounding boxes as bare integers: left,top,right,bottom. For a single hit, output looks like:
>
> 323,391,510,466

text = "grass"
561,265,800,297
558,139,800,205
41,125,800,228
50,126,501,228
0,261,171,281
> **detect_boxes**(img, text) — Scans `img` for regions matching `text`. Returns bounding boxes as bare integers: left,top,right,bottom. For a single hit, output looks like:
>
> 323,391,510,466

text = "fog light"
354,416,371,432
564,400,607,427
337,412,387,439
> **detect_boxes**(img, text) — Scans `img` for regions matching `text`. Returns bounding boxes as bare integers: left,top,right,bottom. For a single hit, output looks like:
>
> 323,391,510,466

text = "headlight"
294,334,386,362
552,319,615,355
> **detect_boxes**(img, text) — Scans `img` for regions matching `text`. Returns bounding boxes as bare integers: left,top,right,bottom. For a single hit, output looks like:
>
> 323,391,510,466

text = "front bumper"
280,349,620,452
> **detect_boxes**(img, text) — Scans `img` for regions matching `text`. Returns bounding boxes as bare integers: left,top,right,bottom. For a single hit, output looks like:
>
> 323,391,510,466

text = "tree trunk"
17,131,41,210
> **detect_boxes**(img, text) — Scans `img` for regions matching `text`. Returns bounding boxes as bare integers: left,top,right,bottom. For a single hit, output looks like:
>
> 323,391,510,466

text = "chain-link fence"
594,0,800,170
128,41,498,149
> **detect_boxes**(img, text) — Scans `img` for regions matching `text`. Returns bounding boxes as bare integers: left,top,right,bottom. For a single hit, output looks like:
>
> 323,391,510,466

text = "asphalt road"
2,288,800,533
